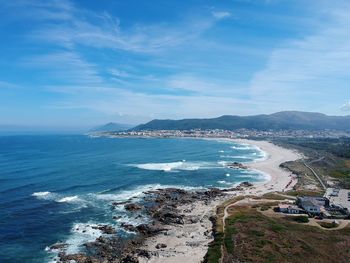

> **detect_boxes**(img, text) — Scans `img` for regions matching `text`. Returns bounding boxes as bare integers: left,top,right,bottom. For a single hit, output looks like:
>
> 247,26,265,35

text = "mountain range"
91,122,134,132
133,111,350,131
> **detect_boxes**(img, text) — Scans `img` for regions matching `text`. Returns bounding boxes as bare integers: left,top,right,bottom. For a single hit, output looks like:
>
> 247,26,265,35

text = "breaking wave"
130,161,222,172
57,196,80,203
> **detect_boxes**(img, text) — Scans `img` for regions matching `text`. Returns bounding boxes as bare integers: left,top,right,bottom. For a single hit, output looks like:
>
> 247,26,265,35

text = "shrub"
293,216,309,223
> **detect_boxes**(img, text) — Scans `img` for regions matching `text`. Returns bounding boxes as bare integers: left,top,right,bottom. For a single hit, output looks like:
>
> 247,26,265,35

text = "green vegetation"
288,215,309,223
280,138,350,159
262,192,296,200
203,196,245,263
319,222,338,229
285,190,325,197
204,232,223,263
205,205,350,263
276,137,350,189
133,111,350,131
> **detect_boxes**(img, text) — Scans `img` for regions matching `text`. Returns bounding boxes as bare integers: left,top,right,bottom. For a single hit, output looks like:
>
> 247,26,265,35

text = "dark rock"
186,216,199,224
137,249,151,259
58,252,100,263
122,254,139,263
49,242,67,250
92,224,116,234
202,188,223,198
239,181,253,188
155,243,167,249
156,212,184,225
125,203,143,211
226,162,248,169
136,224,166,235
121,223,137,232
112,201,129,206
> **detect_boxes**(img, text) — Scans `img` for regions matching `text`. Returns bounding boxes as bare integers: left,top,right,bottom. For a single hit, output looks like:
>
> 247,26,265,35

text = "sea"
0,135,268,262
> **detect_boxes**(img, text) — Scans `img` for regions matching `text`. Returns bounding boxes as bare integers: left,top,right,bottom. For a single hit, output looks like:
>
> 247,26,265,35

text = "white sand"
139,139,301,263
234,139,301,195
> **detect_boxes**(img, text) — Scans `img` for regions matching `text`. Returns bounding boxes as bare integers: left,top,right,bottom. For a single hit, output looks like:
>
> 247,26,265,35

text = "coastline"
233,139,301,194
137,139,301,263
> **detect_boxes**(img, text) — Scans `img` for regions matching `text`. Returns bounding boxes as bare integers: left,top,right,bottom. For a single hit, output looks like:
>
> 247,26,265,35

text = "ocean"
0,135,267,262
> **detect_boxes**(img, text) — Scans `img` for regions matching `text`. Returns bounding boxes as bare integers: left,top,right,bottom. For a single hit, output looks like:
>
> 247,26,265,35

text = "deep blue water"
0,135,266,262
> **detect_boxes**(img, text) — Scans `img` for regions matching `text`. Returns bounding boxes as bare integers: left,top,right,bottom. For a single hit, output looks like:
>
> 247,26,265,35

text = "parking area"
326,188,350,210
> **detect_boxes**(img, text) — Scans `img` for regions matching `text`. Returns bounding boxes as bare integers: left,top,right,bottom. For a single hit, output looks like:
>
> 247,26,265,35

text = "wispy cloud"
340,102,350,112
249,2,350,112
212,11,231,20
48,85,257,121
23,51,103,84
21,1,219,53
0,81,19,89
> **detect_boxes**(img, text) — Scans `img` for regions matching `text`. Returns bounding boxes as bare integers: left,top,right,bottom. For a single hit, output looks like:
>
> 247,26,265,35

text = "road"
303,161,327,190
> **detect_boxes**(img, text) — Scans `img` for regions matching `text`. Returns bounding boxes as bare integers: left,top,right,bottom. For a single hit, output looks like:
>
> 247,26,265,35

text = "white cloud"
248,3,350,110
167,74,243,97
47,84,257,122
23,51,103,84
109,69,130,78
0,81,19,89
19,1,219,54
211,11,231,20
340,102,350,111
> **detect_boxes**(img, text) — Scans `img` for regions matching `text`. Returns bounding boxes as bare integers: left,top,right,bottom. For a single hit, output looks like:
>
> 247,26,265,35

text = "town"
98,128,350,139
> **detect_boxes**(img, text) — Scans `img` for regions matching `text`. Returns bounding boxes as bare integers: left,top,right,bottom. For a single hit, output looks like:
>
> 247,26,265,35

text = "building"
296,196,329,215
278,204,303,214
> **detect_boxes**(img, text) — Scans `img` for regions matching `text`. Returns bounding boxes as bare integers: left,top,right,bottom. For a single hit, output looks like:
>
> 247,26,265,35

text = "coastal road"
303,161,326,190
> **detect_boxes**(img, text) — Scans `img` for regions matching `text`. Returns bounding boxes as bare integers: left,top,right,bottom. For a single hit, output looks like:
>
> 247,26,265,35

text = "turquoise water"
0,135,266,262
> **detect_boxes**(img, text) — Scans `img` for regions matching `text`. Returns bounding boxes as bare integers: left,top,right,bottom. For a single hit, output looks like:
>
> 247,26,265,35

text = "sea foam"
32,191,51,197
57,196,80,203
130,161,219,172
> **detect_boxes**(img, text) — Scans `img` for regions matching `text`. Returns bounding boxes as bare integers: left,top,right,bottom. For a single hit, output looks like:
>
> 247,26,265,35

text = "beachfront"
138,139,301,263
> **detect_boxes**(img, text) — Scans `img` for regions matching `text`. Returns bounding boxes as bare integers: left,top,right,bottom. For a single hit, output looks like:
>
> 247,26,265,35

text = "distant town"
95,128,350,139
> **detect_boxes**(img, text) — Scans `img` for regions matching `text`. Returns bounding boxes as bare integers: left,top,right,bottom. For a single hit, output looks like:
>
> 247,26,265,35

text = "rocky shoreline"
52,182,253,263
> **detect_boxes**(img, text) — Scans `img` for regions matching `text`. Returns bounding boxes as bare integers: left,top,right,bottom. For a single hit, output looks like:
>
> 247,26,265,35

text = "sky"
0,0,349,129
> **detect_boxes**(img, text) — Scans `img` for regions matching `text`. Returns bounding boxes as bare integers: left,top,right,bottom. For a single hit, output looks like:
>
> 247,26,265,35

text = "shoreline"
137,138,301,263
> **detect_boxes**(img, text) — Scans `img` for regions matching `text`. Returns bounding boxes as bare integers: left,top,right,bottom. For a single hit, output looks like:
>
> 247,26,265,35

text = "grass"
203,196,245,263
318,222,338,229
204,232,223,263
288,215,309,223
217,206,350,263
277,138,350,189
262,192,296,200
285,190,325,197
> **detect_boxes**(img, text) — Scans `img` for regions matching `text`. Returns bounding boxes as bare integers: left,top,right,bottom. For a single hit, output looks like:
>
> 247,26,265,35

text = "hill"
91,122,134,132
133,111,350,131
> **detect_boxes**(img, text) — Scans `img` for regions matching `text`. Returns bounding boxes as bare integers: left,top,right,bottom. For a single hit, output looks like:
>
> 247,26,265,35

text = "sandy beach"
139,139,301,263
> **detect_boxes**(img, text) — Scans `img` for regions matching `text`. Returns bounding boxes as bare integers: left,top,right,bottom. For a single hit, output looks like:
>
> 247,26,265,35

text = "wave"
57,196,80,203
130,161,222,172
218,161,227,166
217,180,234,186
220,155,251,159
94,183,203,203
32,192,85,206
31,191,58,201
64,223,105,254
231,145,251,150
32,191,51,197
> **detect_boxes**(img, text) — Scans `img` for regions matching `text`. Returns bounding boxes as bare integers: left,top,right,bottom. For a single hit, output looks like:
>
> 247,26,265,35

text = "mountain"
91,122,134,132
133,111,350,131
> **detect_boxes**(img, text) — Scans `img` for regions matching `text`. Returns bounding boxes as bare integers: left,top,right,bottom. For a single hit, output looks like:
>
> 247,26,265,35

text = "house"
278,204,303,214
296,196,329,214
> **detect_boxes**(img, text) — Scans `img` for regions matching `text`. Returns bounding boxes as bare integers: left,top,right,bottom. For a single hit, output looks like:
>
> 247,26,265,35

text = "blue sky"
0,0,349,128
